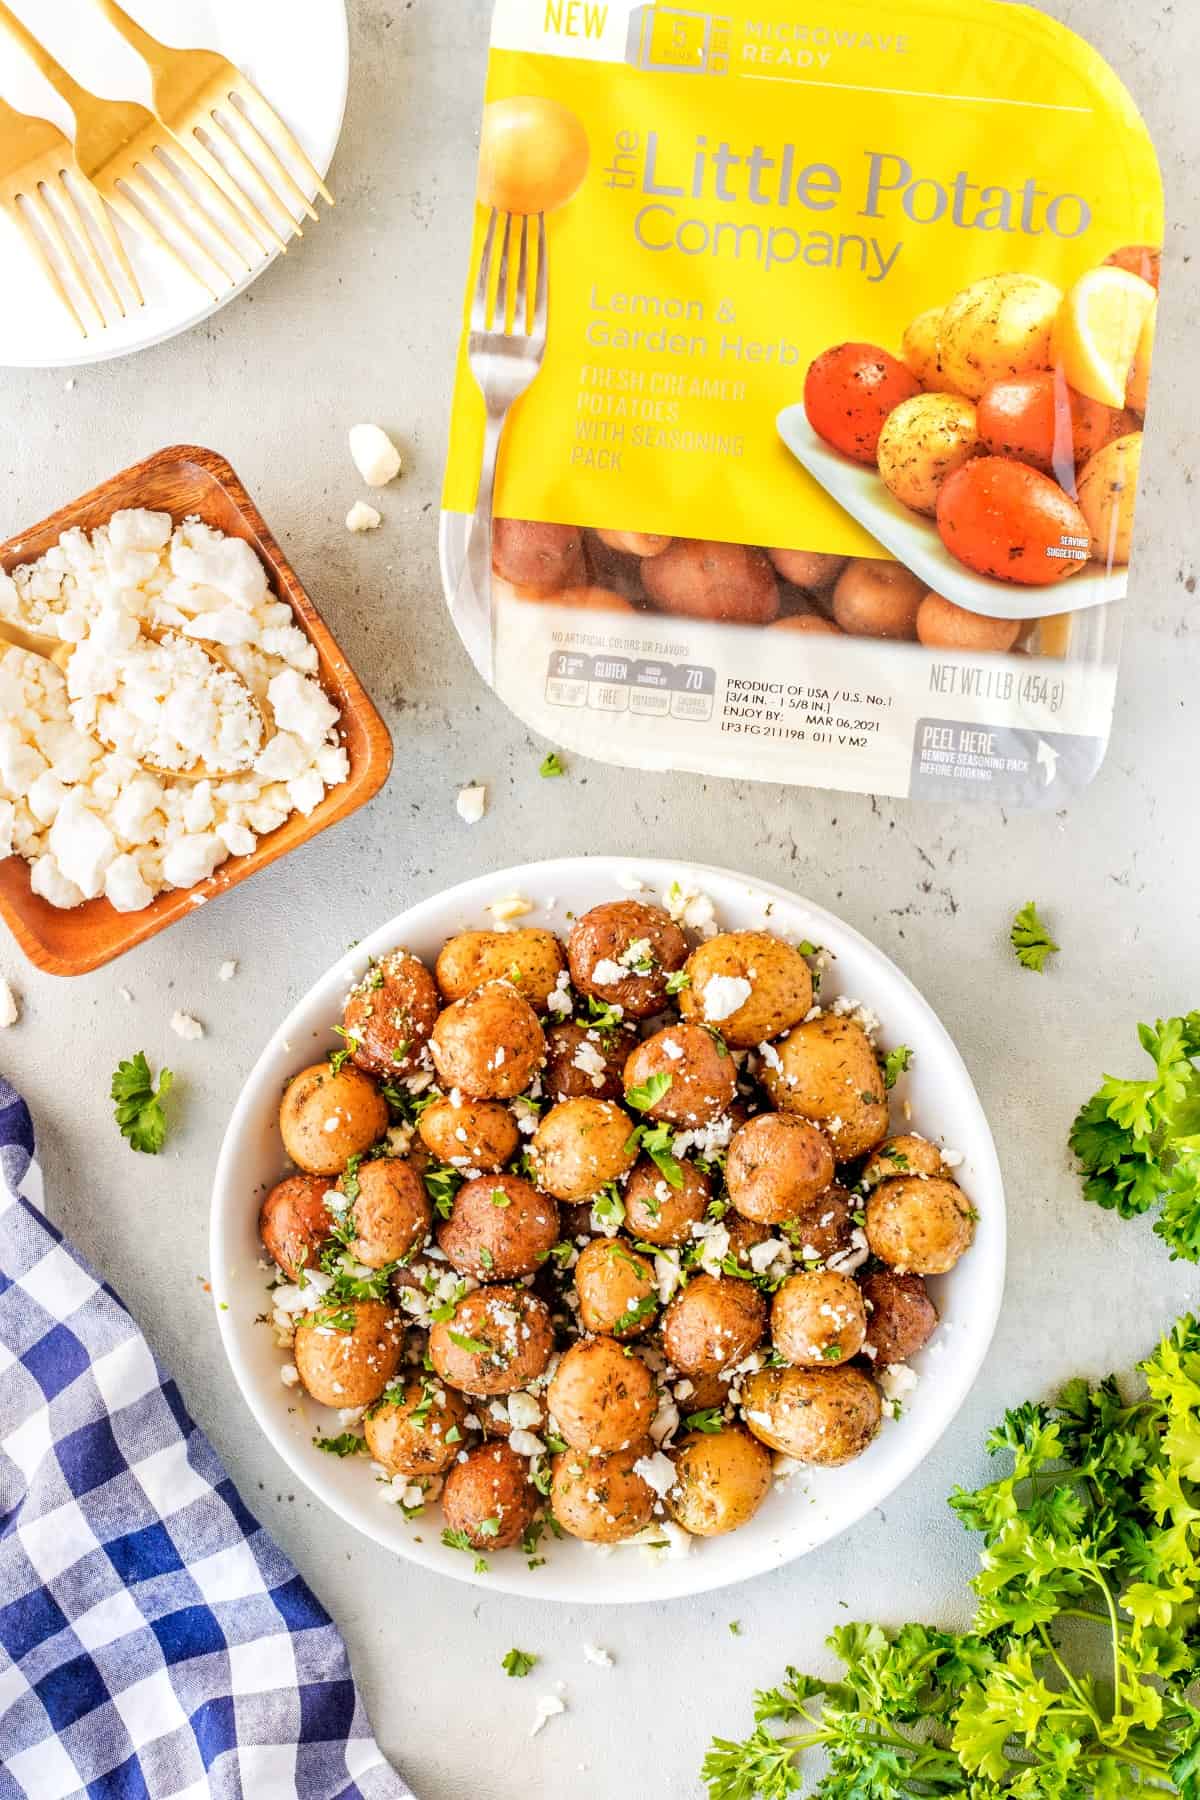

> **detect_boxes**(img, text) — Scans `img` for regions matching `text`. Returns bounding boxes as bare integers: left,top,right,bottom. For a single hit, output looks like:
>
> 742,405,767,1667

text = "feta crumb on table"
346,500,383,533
582,1643,613,1668
530,1693,566,1738
170,1011,204,1041
0,977,19,1028
456,783,487,825
218,960,238,982
348,424,403,488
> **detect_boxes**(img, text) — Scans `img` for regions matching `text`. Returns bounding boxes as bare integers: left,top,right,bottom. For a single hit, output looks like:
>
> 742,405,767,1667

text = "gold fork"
0,96,136,336
0,0,259,298
89,0,334,254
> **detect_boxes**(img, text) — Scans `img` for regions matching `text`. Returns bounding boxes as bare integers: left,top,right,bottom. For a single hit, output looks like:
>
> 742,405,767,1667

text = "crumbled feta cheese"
940,1147,964,1168
702,974,752,1022
0,978,19,1028
456,783,487,825
348,423,402,488
507,1391,542,1430
879,1362,920,1417
633,1450,676,1499
545,970,573,1016
346,501,382,533
487,893,534,924
572,1039,608,1086
589,957,625,985
170,1010,204,1041
218,960,238,982
582,1644,613,1668
530,1694,566,1738
280,1363,300,1387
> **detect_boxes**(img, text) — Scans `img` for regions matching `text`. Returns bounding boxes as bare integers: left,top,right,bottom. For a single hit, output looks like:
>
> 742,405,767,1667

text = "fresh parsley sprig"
111,1052,174,1154
703,1312,1200,1799
1011,901,1060,972
1070,1012,1200,1261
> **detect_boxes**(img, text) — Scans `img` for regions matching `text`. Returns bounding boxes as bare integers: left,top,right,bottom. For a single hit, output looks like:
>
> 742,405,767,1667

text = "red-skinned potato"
976,370,1138,480
916,593,1021,653
492,519,586,592
595,528,672,557
767,613,843,635
441,1441,538,1549
338,1156,431,1268
804,342,921,464
260,1174,333,1281
567,899,688,1020
429,984,545,1099
832,560,925,639
436,1172,559,1280
767,549,848,591
343,950,440,1080
552,585,638,614
642,540,779,625
937,457,1090,587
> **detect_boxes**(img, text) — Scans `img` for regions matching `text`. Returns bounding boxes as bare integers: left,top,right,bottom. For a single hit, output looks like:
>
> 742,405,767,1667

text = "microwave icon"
625,5,732,74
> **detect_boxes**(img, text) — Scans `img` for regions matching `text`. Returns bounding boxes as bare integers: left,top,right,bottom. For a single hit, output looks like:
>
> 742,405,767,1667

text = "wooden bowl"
0,445,393,976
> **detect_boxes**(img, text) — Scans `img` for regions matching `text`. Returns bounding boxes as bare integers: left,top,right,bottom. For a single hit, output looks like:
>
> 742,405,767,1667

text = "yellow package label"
441,0,1162,807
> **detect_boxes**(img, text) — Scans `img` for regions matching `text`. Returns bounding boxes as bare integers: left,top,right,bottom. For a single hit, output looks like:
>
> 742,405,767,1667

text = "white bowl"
210,858,1006,1603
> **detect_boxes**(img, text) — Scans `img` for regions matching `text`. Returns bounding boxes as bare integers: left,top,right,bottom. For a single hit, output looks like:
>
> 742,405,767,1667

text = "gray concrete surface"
2,2,1198,1795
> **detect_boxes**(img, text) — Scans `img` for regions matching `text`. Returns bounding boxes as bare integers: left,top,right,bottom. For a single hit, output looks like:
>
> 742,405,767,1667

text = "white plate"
777,401,1126,621
0,0,348,368
210,858,1006,1603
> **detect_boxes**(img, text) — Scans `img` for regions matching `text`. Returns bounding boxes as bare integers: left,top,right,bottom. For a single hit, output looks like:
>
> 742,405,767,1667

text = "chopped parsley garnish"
111,1052,174,1155
612,1294,658,1335
441,1527,488,1573
539,751,566,778
685,1409,724,1434
329,1045,355,1075
882,1045,913,1089
728,1620,742,1637
666,969,691,994
625,1119,684,1189
591,1185,626,1229
820,1343,843,1362
424,1162,464,1219
490,1187,512,1208
797,939,819,956
313,1432,365,1457
478,1246,494,1271
626,1070,674,1112
447,1329,493,1356
502,1647,538,1678
476,1515,502,1539
1011,899,1060,972
584,994,626,1042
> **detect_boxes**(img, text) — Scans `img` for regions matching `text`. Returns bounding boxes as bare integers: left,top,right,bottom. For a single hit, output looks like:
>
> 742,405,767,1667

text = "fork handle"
0,1,93,118
88,0,170,77
456,414,505,687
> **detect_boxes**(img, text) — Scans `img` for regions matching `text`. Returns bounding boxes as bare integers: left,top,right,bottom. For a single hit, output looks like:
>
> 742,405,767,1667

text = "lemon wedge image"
1053,266,1157,408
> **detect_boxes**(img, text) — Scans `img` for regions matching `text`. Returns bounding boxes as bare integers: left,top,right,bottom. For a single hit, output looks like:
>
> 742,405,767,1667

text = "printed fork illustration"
453,208,549,686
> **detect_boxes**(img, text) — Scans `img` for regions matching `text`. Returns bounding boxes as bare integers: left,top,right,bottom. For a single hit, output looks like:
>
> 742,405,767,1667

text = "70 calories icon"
625,3,732,74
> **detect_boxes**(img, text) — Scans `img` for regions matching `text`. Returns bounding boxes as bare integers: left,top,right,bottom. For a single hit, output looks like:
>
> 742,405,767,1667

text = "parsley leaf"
447,1329,493,1356
1011,900,1060,972
502,1647,538,1678
685,1409,724,1433
539,751,566,778
626,1070,673,1112
313,1432,365,1457
882,1045,913,1089
111,1052,174,1155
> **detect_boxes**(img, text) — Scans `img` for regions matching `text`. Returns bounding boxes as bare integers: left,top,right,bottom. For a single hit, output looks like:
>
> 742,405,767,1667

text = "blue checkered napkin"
0,1078,412,1800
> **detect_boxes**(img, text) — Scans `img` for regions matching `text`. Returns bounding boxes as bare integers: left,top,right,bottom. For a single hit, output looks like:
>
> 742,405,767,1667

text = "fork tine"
153,137,261,269
184,123,289,257
470,209,499,332
27,182,105,328
225,93,318,221
233,79,333,207
203,109,303,240
126,165,234,287
106,180,219,299
65,166,143,307
494,213,514,333
532,213,548,343
514,214,530,335
11,193,86,336
150,145,251,275
52,171,124,317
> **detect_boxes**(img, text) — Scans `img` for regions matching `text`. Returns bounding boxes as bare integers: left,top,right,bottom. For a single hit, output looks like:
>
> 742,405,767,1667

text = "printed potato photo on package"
441,0,1163,807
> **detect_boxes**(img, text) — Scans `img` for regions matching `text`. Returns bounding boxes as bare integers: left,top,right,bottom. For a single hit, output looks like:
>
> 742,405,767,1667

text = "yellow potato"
901,306,950,389
876,394,980,516
435,928,566,1008
666,1428,772,1537
477,96,589,215
1127,301,1155,414
916,593,1021,653
679,930,813,1048
1077,432,1142,566
760,1012,888,1161
937,274,1062,399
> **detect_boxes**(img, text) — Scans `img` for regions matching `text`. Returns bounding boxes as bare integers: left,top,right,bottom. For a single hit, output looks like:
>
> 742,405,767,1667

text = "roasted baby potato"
936,274,1062,399
789,1187,857,1264
260,1174,333,1280
436,1172,559,1281
679,930,814,1048
642,538,780,625
866,1174,975,1274
667,1427,772,1537
530,1098,639,1201
771,1269,868,1368
567,899,688,1019
441,1441,538,1550
760,1013,889,1161
860,1270,939,1366
876,393,980,516
804,342,921,463
492,518,586,592
662,1274,766,1375
723,1211,772,1270
623,1155,711,1246
726,1114,835,1224
861,1134,946,1188
343,950,440,1079
766,549,848,591
435,928,566,1009
337,1155,431,1268
550,1442,656,1542
429,983,545,1099
916,593,1021,653
742,1365,882,1466
574,1239,658,1338
624,1022,737,1128
417,1096,519,1173
542,1020,634,1103
293,1299,404,1408
547,1336,657,1452
1077,431,1141,565
429,1285,554,1395
279,1062,389,1176
832,559,925,640
364,1375,470,1476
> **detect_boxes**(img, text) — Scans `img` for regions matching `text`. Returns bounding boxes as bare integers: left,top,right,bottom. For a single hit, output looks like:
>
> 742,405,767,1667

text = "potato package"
441,0,1162,806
